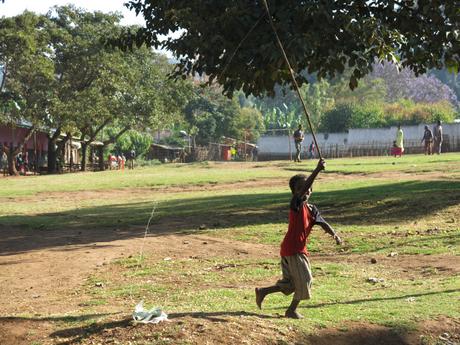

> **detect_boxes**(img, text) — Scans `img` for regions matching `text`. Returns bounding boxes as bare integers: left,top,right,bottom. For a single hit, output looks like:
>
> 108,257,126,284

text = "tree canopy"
123,1,460,97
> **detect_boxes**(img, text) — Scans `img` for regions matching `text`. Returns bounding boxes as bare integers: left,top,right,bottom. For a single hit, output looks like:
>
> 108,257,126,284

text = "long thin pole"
261,0,323,160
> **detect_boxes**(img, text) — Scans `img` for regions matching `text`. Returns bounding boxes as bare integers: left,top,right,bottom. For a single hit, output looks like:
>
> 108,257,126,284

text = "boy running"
255,159,342,318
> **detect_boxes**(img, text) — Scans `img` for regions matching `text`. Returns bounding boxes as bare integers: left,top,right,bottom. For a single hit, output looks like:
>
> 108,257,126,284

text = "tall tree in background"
0,12,55,175
46,6,126,171
184,86,241,146
49,6,195,170
254,81,335,131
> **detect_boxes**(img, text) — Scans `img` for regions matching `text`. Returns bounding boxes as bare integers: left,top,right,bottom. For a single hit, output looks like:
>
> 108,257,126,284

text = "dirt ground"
1,173,459,344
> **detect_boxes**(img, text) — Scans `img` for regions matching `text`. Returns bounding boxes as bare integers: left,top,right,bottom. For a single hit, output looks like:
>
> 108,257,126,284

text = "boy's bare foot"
255,288,264,309
285,309,304,319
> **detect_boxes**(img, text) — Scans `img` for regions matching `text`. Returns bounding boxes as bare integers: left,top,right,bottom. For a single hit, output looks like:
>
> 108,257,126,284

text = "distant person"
128,149,136,169
230,146,237,160
108,153,113,170
293,124,304,162
308,141,315,159
253,146,258,162
433,120,443,154
395,124,404,157
390,141,399,157
16,153,25,175
117,154,123,170
121,153,126,170
421,125,433,155
24,152,29,173
111,154,118,170
1,149,8,176
179,149,186,163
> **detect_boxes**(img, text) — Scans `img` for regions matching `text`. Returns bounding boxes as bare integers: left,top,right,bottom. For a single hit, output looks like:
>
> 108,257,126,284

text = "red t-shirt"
280,203,314,256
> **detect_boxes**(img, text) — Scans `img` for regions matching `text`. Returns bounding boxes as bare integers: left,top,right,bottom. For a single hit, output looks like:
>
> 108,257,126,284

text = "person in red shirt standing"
255,159,343,318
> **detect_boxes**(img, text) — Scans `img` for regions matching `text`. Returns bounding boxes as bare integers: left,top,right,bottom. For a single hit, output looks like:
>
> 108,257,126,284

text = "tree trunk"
47,138,57,173
7,145,18,176
68,133,73,172
98,146,105,171
47,128,61,174
8,127,36,176
81,142,88,171
56,136,69,174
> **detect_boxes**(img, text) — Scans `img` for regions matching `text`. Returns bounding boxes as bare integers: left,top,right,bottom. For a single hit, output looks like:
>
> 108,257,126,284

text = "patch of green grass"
0,161,290,197
283,153,460,175
84,256,460,334
1,153,459,198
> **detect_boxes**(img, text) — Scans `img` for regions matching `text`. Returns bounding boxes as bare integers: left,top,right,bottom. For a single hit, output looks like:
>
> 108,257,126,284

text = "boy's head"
289,174,312,199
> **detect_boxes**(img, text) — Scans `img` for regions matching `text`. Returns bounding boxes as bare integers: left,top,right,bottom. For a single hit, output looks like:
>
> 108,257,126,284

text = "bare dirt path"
0,227,277,316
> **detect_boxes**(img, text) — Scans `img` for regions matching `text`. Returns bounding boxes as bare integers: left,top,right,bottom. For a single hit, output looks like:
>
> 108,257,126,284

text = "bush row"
319,100,458,133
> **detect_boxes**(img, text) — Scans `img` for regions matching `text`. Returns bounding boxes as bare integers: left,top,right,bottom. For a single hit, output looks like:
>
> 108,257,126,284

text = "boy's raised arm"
298,159,325,195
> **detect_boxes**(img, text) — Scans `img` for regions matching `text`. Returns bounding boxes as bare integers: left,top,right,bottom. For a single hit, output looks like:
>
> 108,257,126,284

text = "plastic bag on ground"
133,300,169,324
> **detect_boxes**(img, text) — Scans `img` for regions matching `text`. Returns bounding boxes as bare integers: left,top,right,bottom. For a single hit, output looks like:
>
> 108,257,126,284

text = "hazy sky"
0,0,145,26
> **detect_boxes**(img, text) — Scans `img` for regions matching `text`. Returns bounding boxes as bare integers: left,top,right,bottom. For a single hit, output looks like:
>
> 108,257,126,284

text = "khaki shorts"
276,253,312,300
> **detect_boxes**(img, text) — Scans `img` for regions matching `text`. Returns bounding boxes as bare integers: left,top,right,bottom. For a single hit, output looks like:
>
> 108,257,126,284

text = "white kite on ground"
133,300,169,324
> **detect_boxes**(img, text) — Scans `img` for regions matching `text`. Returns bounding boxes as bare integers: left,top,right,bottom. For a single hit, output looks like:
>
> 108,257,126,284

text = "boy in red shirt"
255,159,342,318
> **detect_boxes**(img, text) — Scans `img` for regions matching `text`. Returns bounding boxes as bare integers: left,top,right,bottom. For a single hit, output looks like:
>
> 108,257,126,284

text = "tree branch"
0,63,6,92
49,126,62,141
89,118,112,142
13,126,36,155
103,125,131,145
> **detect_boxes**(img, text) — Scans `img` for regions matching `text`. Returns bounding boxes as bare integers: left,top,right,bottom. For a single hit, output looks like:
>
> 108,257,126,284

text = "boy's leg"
284,254,312,319
256,256,294,309
285,298,303,319
255,285,282,309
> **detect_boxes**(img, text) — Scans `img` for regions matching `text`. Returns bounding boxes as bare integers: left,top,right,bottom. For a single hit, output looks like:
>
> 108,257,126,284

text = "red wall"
0,125,49,152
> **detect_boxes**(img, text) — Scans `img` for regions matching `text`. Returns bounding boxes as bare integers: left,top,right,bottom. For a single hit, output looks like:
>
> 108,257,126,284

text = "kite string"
217,13,265,83
139,200,158,261
261,0,323,160
129,200,159,301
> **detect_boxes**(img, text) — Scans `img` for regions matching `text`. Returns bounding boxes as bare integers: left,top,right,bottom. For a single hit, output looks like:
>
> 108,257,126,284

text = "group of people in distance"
293,121,444,161
108,149,136,170
0,148,32,176
394,121,443,157
421,120,443,155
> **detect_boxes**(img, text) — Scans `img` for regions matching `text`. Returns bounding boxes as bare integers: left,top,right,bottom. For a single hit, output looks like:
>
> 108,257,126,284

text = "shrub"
320,100,457,132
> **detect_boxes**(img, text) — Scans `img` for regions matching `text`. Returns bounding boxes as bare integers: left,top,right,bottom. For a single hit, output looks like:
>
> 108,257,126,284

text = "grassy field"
0,153,459,344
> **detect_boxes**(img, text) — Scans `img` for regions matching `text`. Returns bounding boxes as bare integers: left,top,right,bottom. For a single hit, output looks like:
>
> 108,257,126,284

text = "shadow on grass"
0,180,459,255
50,318,132,345
45,311,276,345
297,288,460,310
167,310,279,322
296,327,412,345
0,313,116,323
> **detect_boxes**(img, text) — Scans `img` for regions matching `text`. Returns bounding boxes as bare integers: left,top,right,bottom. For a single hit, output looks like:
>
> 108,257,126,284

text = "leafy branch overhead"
122,0,460,96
